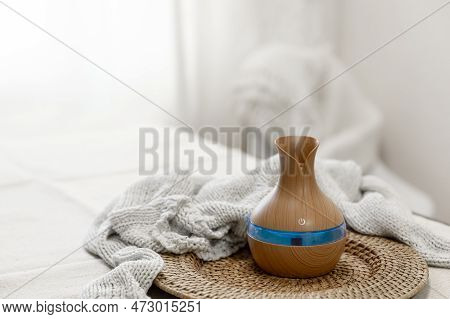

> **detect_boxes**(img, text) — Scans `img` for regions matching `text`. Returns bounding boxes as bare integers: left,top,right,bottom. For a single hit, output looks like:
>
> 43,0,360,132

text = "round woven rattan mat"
154,231,428,299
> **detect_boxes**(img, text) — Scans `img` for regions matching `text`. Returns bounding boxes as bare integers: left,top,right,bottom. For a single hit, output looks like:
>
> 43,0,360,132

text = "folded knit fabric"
82,156,450,298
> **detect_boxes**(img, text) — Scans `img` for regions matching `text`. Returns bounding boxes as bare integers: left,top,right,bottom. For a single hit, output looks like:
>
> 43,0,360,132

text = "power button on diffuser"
298,218,306,226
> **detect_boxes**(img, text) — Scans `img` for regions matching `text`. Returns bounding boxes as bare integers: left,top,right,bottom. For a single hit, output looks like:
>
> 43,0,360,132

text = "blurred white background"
0,0,449,223
0,0,179,138
338,0,450,226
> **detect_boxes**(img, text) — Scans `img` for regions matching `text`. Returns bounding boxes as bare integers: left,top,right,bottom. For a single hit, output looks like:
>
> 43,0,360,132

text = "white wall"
337,0,450,223
0,0,180,140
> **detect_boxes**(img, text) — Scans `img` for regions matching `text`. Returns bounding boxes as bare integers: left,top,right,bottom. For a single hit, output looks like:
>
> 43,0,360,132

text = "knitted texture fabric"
82,156,450,298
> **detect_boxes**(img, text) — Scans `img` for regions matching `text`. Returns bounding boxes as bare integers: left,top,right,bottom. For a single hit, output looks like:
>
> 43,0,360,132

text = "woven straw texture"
154,232,428,299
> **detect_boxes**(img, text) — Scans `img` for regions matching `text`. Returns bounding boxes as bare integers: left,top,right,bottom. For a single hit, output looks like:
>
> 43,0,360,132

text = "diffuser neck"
275,135,319,192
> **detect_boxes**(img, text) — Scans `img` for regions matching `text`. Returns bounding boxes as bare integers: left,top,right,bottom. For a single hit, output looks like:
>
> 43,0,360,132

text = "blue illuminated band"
248,221,346,247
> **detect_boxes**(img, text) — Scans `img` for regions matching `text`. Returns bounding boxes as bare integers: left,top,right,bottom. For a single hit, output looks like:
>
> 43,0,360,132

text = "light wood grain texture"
251,136,344,231
248,236,346,278
249,136,346,277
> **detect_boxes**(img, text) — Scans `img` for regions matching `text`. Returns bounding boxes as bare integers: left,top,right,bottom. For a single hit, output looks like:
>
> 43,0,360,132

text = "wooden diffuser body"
248,136,346,278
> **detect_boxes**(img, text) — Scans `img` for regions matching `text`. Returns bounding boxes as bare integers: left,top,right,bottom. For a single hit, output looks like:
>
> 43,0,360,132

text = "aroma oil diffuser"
248,136,346,278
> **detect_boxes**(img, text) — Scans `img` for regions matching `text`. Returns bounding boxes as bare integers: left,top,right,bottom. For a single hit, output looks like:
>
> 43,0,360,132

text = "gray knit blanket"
82,157,450,298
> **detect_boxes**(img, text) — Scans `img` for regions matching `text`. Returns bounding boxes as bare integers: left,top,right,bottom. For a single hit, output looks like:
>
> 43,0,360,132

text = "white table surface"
0,128,449,299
